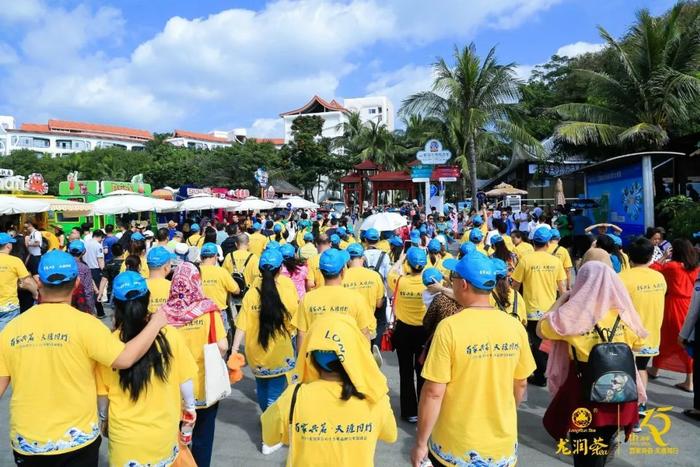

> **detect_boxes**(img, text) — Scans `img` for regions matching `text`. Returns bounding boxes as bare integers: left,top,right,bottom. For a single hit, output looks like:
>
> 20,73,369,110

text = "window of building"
12,136,32,147
368,108,377,114
56,140,72,149
131,145,145,151
32,138,50,148
378,106,383,113
73,140,90,151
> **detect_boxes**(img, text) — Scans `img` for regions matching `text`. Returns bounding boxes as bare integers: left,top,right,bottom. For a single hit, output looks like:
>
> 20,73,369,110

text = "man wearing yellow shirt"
413,253,535,467
248,222,269,256
200,243,240,336
306,234,331,290
185,223,203,247
222,234,260,295
0,250,167,465
511,231,534,261
511,227,566,387
299,232,317,260
145,246,172,314
548,228,574,290
460,213,488,242
0,233,38,331
294,248,372,351
619,237,667,415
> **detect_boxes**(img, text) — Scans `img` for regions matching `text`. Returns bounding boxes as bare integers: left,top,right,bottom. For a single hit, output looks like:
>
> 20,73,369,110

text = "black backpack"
573,316,638,404
229,253,253,296
366,251,387,275
491,290,520,321
40,235,50,255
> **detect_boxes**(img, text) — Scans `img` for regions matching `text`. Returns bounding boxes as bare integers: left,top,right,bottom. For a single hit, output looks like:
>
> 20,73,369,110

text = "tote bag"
204,312,232,406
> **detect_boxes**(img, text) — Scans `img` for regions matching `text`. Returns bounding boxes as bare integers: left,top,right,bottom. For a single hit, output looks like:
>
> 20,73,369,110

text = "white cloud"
365,65,434,122
555,41,605,58
0,0,44,23
513,64,537,81
249,118,285,138
0,43,18,65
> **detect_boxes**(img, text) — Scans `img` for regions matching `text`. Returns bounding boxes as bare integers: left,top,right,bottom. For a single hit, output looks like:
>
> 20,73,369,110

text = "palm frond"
554,121,625,146
617,123,668,148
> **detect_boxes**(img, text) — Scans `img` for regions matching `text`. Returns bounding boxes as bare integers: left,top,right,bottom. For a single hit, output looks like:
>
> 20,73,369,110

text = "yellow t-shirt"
511,250,566,320
248,232,269,256
293,285,373,333
619,267,667,356
339,240,349,250
0,303,125,455
120,259,150,279
426,253,454,280
548,243,573,269
300,243,318,260
235,281,298,378
307,252,325,289
422,308,535,466
621,252,630,271
146,277,171,314
0,253,30,309
178,312,227,407
513,241,534,261
222,250,260,290
41,231,60,251
489,288,527,325
96,326,197,466
261,380,397,467
200,264,240,310
376,239,391,254
295,230,307,248
460,224,488,242
388,273,426,326
540,309,644,361
186,233,202,247
342,267,385,332
501,234,515,252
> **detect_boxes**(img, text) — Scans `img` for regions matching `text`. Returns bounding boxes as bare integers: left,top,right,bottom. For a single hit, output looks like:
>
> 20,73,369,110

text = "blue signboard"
586,162,645,237
411,165,433,179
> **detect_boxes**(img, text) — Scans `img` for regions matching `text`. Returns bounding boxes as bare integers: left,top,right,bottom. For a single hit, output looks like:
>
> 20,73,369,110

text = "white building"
165,128,247,150
0,117,152,156
280,95,394,143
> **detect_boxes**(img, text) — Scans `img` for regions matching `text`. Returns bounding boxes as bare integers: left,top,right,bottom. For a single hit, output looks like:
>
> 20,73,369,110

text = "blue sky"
0,0,677,137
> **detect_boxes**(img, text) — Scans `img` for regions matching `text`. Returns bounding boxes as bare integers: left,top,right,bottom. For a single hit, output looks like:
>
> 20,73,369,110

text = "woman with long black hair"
96,271,198,466
232,248,299,454
279,243,309,299
596,234,627,273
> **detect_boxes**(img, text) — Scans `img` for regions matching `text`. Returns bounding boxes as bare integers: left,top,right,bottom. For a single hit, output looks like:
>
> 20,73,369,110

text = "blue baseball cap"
419,225,427,235
389,236,403,247
338,227,347,237
259,248,283,270
459,242,476,257
427,238,441,253
0,233,16,245
330,234,341,246
490,234,504,245
200,242,218,258
273,224,282,233
472,215,484,226
131,232,145,242
112,271,149,301
266,240,281,250
319,248,350,275
346,243,364,258
532,226,552,244
68,240,85,255
38,250,79,285
280,243,296,259
469,228,484,243
147,246,173,267
410,230,421,244
365,228,379,241
303,232,314,242
190,223,200,232
491,258,508,279
550,228,561,240
406,246,427,268
252,222,262,231
422,267,443,286
312,350,339,372
607,233,622,247
443,253,497,291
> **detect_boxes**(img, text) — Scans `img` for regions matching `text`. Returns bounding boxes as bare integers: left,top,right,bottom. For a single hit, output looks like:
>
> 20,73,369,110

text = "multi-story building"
165,128,247,150
344,96,394,131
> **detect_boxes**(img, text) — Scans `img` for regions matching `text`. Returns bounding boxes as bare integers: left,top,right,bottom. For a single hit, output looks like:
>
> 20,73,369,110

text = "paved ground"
0,316,697,466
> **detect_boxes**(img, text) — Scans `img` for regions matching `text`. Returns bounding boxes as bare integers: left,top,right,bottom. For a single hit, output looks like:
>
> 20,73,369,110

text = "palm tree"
401,43,542,209
554,3,700,149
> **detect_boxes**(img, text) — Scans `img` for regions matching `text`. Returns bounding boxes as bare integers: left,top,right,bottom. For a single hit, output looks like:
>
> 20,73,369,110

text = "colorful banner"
586,162,645,237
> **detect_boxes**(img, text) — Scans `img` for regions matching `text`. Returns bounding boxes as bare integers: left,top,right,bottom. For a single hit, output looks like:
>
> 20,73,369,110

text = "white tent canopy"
90,191,177,215
273,196,319,209
359,212,407,232
233,196,275,212
0,196,50,215
179,194,240,211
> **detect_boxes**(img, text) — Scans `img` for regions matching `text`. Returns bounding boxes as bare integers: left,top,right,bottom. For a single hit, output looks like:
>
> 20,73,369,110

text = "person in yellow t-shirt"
0,233,37,330
299,232,317,260
293,248,373,351
489,258,526,325
427,238,454,280
618,237,667,406
413,253,535,467
222,234,260,296
120,232,150,278
185,223,203,247
511,227,566,387
248,222,270,256
342,243,385,338
548,229,574,290
0,250,167,465
200,243,240,338
158,261,227,467
96,271,198,467
460,212,488,242
262,314,397,466
306,234,331,290
387,246,428,422
145,246,172,314
511,231,534,262
467,227,487,255
232,248,298,454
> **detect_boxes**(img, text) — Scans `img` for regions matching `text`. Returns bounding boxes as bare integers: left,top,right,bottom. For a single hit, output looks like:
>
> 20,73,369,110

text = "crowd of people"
0,201,698,467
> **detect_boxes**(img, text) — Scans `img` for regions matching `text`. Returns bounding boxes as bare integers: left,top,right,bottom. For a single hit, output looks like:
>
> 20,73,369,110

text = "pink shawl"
161,262,219,327
543,261,649,400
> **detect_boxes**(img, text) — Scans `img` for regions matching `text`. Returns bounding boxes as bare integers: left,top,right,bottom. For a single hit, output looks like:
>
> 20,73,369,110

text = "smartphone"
403,240,412,252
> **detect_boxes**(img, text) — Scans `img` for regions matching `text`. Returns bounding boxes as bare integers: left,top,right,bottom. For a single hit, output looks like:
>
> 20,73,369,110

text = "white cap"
174,243,189,255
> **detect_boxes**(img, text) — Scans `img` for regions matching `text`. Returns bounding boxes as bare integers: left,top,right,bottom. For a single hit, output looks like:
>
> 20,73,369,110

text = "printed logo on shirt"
294,420,373,442
571,408,592,429
9,332,69,348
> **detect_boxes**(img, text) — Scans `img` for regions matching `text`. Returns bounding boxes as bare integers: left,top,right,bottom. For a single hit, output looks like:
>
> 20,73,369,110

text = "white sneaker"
372,344,383,368
262,442,283,455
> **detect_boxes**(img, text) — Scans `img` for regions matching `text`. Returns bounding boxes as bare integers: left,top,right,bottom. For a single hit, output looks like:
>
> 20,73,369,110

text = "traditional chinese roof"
271,179,303,195
354,160,381,171
368,171,412,182
173,129,230,143
339,172,362,183
280,95,348,117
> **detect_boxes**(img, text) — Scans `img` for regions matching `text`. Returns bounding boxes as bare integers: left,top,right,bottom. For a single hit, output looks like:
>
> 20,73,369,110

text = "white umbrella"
233,196,275,212
179,194,239,211
359,212,407,232
90,191,169,215
0,196,50,215
273,196,319,209
152,198,181,213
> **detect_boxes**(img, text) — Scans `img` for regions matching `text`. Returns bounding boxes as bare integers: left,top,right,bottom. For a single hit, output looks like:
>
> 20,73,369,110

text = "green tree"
401,43,542,208
554,3,700,150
